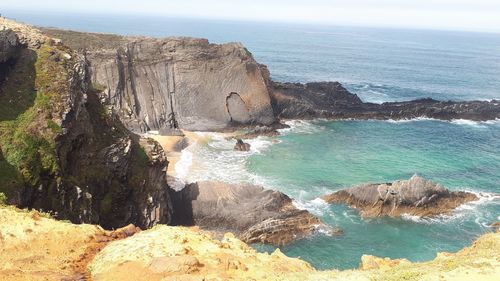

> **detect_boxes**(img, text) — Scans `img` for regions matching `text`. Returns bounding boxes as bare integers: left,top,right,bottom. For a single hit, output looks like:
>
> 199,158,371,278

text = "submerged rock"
234,138,251,151
169,181,326,246
322,175,478,218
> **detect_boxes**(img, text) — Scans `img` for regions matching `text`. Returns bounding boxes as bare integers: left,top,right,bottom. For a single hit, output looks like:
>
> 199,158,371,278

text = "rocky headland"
322,175,479,218
1,17,499,280
266,79,500,121
41,27,276,133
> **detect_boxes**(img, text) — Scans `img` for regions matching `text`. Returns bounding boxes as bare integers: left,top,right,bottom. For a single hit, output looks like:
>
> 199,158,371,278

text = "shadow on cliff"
0,49,37,121
168,183,199,226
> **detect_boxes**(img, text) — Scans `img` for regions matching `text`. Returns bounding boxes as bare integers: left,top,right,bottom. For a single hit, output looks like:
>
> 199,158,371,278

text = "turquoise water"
247,119,500,269
5,10,500,269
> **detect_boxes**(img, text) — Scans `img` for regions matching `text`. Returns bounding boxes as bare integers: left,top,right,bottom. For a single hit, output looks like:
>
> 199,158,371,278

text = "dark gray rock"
169,181,327,246
268,80,500,121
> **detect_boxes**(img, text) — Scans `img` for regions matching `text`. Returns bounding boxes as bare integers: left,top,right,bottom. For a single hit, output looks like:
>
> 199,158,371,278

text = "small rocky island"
322,175,478,218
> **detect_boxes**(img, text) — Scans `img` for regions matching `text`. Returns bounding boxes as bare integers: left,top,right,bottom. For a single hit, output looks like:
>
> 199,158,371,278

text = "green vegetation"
0,192,7,205
243,47,253,57
0,43,73,195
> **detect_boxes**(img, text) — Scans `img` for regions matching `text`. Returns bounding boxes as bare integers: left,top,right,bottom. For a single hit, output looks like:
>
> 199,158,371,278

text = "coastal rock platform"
322,175,478,218
169,181,325,246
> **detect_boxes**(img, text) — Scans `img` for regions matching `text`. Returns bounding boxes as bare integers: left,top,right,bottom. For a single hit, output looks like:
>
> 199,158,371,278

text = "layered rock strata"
169,181,323,246
322,175,478,218
0,18,173,229
41,28,276,132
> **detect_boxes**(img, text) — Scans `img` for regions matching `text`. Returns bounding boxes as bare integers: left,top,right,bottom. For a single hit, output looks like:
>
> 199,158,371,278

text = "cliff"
41,28,276,133
0,18,172,229
1,205,499,281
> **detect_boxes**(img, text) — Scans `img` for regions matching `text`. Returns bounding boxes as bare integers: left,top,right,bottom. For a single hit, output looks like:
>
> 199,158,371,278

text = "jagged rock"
0,18,173,229
234,138,251,151
322,175,478,218
41,28,276,132
267,80,500,121
169,181,326,246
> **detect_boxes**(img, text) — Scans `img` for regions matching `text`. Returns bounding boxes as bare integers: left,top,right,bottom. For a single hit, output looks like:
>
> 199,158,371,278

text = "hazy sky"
3,0,500,32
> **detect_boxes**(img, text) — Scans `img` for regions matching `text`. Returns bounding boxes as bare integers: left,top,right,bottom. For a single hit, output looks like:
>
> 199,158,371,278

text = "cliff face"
42,29,276,133
0,18,172,229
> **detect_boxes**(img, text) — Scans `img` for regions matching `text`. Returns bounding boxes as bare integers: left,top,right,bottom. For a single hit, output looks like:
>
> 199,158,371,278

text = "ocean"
6,10,500,270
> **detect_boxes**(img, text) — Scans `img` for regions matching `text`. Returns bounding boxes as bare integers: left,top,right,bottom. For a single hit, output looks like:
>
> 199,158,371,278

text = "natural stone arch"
225,92,251,123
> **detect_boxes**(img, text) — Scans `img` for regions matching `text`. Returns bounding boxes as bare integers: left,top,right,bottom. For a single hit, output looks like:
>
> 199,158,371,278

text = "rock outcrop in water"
41,28,276,133
0,18,172,229
169,181,325,246
322,175,478,218
266,78,500,121
234,138,251,151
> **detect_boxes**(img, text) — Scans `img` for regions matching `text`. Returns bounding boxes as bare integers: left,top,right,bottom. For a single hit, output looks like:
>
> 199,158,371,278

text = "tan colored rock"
322,175,478,218
1,205,499,281
0,207,136,281
360,255,410,270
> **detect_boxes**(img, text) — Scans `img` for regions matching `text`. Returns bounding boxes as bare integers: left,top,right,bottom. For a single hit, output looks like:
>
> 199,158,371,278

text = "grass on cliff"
0,42,73,195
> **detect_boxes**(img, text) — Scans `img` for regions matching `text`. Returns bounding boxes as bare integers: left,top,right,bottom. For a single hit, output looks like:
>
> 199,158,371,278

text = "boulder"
169,181,328,246
234,139,251,151
322,175,478,218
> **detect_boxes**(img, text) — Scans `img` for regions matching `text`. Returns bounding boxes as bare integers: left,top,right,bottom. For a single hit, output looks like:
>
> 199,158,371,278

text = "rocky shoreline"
1,17,499,280
267,80,500,121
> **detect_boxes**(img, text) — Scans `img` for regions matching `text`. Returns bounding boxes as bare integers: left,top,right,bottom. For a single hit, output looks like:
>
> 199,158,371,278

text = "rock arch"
225,92,251,123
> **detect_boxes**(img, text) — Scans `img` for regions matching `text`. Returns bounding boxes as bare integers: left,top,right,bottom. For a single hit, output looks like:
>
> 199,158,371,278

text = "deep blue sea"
6,10,500,270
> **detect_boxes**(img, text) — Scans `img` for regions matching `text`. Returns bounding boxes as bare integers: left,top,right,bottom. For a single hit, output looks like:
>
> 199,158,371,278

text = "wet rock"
169,181,326,246
322,175,478,218
234,139,251,151
267,79,500,121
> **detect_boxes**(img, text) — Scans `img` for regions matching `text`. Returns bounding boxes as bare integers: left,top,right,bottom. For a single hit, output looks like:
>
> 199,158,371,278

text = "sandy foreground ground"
0,204,499,281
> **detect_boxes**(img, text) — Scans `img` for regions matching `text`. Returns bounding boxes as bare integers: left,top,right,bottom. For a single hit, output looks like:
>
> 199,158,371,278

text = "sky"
2,0,500,32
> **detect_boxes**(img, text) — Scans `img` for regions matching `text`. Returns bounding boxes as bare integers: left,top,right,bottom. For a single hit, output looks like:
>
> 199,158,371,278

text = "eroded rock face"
169,181,324,246
41,28,275,132
0,19,173,229
268,80,500,121
322,175,478,218
0,29,19,64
